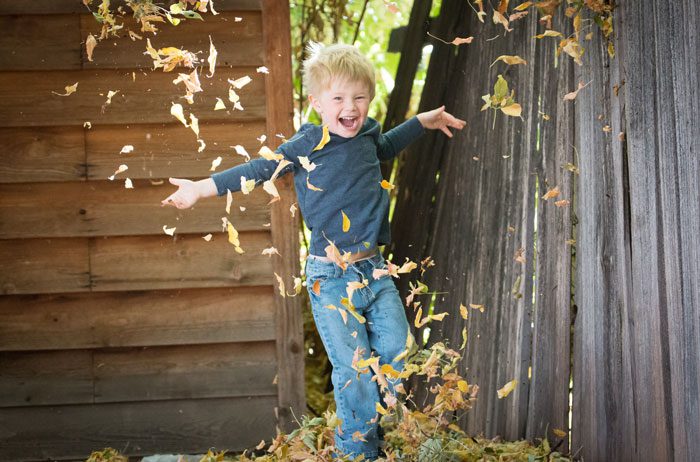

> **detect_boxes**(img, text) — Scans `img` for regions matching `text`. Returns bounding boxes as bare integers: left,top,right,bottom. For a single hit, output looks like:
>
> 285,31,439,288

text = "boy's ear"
308,94,321,113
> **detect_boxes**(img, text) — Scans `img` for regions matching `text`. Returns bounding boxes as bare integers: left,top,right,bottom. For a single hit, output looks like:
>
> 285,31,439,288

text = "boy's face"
309,77,372,138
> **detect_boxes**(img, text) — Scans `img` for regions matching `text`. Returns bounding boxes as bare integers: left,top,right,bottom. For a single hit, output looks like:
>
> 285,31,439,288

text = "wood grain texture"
0,396,276,461
89,231,274,291
0,180,271,239
0,286,276,351
0,238,90,295
0,67,265,127
0,126,86,183
0,0,262,15
261,0,305,433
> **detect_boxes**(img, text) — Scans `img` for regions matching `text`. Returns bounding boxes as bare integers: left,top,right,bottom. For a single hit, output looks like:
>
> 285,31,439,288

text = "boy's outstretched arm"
416,105,466,138
161,177,217,209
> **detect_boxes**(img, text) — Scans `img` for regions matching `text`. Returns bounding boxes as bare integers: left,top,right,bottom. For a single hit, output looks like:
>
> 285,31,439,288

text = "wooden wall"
0,1,304,460
390,0,699,460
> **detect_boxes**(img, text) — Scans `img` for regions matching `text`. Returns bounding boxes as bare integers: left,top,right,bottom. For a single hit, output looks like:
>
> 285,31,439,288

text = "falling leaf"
497,379,517,399
375,402,388,415
542,185,560,200
534,30,562,39
240,176,256,194
214,98,226,110
324,239,347,271
209,156,222,171
206,35,217,77
83,121,92,129
197,139,206,153
299,156,317,172
501,103,522,117
239,206,246,212
228,75,252,89
163,225,176,236
85,34,97,62
469,303,485,312
108,164,128,180
566,239,576,246
189,113,200,138
170,103,188,126
273,272,286,298
306,176,323,191
52,82,78,96
255,440,265,450
563,81,590,101
312,279,321,296
514,247,525,264
103,90,119,107
515,1,532,10
119,145,134,154
618,132,626,141
232,145,251,162
262,247,280,257
473,0,486,22
256,66,269,74
226,220,244,253
228,88,243,110
458,380,469,393
380,180,395,190
553,428,568,438
452,36,474,45
225,190,232,214
493,10,512,32
202,233,213,241
257,134,267,144
460,303,468,319
490,55,527,67
124,178,133,189
602,125,612,132
234,16,242,22
290,202,297,217
258,146,283,161
555,199,570,207
313,125,330,151
263,180,280,203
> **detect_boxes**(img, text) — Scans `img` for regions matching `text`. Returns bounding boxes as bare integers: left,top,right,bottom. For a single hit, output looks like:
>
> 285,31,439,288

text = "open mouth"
339,116,359,130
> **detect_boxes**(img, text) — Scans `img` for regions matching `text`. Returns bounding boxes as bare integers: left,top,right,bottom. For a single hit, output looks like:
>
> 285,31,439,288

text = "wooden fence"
0,1,304,460
389,0,699,460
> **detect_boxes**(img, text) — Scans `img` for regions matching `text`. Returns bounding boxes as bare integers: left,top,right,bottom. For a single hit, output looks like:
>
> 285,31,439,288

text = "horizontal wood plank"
94,342,277,403
90,231,274,291
0,0,262,15
0,67,265,127
0,15,81,71
0,396,276,461
0,181,272,239
0,126,86,183
0,342,276,407
80,11,263,70
85,120,271,180
0,238,90,295
0,287,276,351
0,350,93,407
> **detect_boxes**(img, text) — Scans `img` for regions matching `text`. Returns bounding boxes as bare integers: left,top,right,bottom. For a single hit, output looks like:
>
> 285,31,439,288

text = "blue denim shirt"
211,116,425,255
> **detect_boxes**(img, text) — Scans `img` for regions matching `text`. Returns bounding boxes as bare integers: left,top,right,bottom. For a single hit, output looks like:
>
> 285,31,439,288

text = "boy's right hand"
161,177,201,209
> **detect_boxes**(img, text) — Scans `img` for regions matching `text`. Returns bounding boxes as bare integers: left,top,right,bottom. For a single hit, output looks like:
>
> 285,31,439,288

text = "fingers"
169,177,186,186
441,126,453,138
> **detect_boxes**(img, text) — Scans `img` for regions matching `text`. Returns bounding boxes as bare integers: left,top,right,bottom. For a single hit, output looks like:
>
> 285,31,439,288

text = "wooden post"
261,0,306,433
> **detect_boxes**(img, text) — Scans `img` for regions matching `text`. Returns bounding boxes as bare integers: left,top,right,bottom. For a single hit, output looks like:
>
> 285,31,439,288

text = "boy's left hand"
417,105,466,138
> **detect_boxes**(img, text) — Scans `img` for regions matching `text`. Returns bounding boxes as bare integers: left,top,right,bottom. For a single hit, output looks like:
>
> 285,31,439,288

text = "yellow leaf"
214,98,226,110
514,1,532,10
429,312,449,322
240,176,256,194
497,379,517,399
299,156,317,172
313,125,330,151
553,428,568,438
491,55,527,67
258,146,283,161
85,34,97,62
124,178,133,189
261,247,280,257
206,35,217,78
306,176,323,191
501,103,522,117
492,10,512,32
458,380,469,392
273,272,286,298
356,356,379,369
225,190,232,214
189,113,199,138
555,199,570,207
228,75,252,89
460,303,468,319
209,156,222,172
469,303,485,312
162,225,176,236
312,279,321,296
534,29,562,39
262,180,280,203
380,179,395,190
52,82,78,96
341,210,350,232
375,402,387,415
170,103,188,126
414,307,423,328
542,185,560,200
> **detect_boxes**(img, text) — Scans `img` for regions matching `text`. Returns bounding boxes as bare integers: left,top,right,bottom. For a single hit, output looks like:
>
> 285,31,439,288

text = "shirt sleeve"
210,123,324,196
376,116,426,162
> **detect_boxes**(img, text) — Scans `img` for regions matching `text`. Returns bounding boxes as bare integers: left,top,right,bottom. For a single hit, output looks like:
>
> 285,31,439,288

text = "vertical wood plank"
261,0,305,432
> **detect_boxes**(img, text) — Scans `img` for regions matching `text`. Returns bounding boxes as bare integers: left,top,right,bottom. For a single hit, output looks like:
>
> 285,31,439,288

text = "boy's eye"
355,96,366,100
333,96,342,101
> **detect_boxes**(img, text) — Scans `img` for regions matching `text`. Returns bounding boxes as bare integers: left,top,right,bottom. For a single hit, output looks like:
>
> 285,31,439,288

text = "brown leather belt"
307,247,379,265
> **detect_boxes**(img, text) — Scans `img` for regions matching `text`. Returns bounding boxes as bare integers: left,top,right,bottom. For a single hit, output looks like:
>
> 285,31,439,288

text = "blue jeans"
305,253,410,460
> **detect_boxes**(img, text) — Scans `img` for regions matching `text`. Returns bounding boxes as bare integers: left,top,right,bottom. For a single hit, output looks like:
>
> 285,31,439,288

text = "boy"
162,43,465,460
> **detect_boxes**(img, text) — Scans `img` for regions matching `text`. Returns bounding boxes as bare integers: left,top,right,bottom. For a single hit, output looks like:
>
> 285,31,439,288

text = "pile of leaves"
87,339,571,462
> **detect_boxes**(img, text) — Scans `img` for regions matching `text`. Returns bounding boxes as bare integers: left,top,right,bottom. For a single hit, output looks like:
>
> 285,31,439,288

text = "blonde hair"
302,42,376,99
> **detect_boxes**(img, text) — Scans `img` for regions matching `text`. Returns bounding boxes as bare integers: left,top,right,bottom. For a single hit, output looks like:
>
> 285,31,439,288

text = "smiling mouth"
339,116,359,129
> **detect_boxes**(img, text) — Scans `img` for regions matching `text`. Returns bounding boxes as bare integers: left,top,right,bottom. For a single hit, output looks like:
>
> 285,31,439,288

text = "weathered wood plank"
85,120,269,180
0,286,276,351
0,126,86,183
90,231,273,291
80,11,263,70
0,181,271,239
0,238,90,295
0,15,82,71
0,0,262,15
94,341,277,402
0,350,93,407
0,67,265,127
0,396,276,461
261,0,304,433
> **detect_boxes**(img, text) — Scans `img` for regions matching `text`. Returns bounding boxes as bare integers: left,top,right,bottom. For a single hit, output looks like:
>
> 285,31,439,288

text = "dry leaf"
542,185,560,200
240,176,256,194
313,125,330,151
52,82,78,96
452,36,474,45
202,233,213,241
124,178,133,189
262,247,280,257
108,164,128,180
206,35,217,78
273,272,286,298
501,103,522,117
469,303,485,312
209,156,222,171
228,75,252,89
214,98,226,110
497,379,517,399
162,225,176,236
555,199,570,207
460,303,468,319
256,66,269,74
312,279,321,296
189,113,199,138
306,176,323,191
299,156,317,172
232,145,250,162
120,145,134,154
534,29,562,39
380,179,395,190
491,55,527,67
258,146,283,161
563,81,589,101
85,34,97,62
225,190,232,214
341,211,350,232
170,103,188,126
